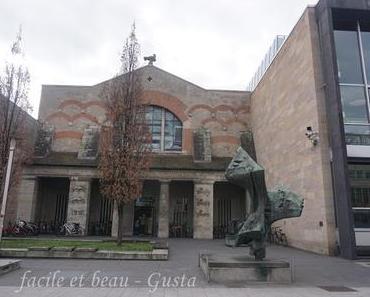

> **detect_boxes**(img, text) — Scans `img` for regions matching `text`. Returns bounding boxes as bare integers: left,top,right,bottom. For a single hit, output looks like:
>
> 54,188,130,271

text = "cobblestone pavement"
0,238,369,295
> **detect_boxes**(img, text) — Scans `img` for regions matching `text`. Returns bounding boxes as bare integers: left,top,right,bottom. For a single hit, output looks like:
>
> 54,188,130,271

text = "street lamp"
0,138,16,242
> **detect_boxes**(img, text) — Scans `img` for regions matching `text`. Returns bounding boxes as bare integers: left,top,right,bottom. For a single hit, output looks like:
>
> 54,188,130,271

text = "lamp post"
0,138,16,242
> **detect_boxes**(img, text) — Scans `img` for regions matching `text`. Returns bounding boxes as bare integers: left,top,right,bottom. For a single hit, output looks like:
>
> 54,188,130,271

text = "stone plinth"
199,253,292,283
225,234,238,247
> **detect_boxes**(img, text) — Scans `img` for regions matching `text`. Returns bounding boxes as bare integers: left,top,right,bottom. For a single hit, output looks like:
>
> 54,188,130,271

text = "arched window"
145,105,183,151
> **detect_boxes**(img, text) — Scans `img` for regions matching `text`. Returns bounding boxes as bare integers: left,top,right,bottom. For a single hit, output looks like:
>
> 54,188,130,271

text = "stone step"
0,259,21,276
199,253,292,283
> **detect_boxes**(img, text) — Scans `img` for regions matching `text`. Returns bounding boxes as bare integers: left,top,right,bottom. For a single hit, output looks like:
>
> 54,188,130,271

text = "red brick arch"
45,111,100,124
141,90,188,122
54,130,83,140
58,99,106,110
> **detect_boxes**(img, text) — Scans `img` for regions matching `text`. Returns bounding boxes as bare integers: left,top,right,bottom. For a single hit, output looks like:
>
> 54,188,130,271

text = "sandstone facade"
251,8,336,254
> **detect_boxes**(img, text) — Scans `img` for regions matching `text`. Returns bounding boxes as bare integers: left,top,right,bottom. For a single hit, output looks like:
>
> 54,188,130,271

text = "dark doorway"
134,180,160,236
133,197,155,236
88,179,113,236
213,182,246,239
169,181,194,238
35,177,70,234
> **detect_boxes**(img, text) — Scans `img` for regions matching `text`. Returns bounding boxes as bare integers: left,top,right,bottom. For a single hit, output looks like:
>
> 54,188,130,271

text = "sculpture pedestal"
199,253,292,284
225,234,238,247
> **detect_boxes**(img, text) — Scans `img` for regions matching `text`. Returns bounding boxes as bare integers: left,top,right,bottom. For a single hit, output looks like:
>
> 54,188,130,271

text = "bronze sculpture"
225,147,304,260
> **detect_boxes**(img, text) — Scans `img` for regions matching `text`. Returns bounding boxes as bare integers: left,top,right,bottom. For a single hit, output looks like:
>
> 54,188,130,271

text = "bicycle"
268,226,288,246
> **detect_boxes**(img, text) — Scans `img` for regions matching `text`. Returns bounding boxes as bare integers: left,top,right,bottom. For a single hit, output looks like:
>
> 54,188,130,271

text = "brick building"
15,66,250,242
11,0,370,259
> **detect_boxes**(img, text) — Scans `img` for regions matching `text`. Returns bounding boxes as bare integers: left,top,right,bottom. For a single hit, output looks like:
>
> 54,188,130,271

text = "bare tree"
98,24,151,245
0,28,33,204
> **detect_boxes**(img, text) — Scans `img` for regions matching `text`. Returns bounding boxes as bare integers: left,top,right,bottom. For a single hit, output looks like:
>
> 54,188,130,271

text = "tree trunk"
117,203,124,245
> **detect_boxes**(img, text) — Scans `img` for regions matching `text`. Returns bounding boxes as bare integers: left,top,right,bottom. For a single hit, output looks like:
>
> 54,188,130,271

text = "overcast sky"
1,0,319,117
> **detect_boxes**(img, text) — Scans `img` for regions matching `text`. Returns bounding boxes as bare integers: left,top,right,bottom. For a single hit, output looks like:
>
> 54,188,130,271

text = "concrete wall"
250,8,336,254
39,67,250,158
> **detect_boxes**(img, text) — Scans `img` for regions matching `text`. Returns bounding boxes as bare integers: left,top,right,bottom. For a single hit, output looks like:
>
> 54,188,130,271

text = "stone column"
16,176,38,222
67,177,91,235
193,180,214,239
111,201,135,237
158,180,170,238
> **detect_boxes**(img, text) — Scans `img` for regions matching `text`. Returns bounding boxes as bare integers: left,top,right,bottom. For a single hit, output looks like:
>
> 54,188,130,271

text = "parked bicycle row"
2,220,83,236
214,219,288,246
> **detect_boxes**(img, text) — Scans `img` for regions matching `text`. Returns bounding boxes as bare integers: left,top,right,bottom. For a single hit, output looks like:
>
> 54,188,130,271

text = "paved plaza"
0,287,369,297
0,239,369,296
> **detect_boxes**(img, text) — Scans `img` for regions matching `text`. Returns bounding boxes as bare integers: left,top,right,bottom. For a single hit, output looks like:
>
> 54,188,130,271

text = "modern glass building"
332,6,370,248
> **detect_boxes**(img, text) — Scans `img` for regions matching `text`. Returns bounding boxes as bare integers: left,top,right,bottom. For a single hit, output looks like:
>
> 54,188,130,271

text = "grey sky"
0,0,319,117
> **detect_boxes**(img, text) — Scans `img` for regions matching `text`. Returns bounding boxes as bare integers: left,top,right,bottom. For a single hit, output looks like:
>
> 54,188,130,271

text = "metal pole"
0,138,16,242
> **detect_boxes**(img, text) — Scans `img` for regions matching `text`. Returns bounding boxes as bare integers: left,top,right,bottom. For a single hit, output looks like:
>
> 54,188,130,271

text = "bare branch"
0,28,33,206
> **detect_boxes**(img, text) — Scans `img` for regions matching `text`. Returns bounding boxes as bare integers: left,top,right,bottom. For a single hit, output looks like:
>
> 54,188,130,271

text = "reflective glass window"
353,209,370,228
340,86,368,123
334,30,364,84
349,164,370,229
145,106,182,151
345,124,370,145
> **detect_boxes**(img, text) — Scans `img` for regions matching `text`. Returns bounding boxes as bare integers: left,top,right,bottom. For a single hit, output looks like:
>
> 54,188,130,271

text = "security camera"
305,126,313,137
305,126,319,145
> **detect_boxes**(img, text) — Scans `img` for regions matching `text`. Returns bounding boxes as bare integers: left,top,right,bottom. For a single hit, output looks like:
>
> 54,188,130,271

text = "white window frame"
148,106,183,153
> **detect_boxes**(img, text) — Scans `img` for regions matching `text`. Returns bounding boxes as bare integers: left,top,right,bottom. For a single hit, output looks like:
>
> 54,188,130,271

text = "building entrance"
213,182,246,239
88,180,113,236
169,181,194,238
35,177,70,234
133,197,155,236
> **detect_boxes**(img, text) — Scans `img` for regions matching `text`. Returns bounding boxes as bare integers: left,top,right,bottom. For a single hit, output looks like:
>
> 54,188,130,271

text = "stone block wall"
250,8,336,255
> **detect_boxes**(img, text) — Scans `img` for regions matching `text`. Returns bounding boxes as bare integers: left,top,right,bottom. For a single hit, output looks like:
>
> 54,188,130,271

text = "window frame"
335,21,370,143
349,164,370,230
146,105,183,153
